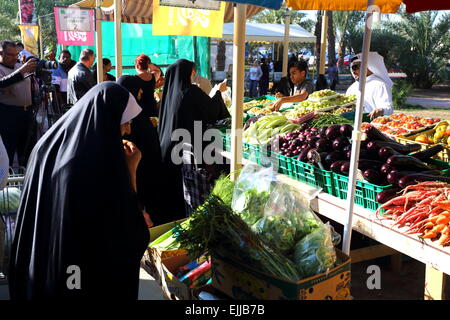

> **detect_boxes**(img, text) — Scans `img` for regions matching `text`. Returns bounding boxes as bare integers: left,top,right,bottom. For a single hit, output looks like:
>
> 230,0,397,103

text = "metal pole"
342,0,375,255
230,4,246,181
282,9,290,77
95,0,103,84
319,10,328,75
38,17,44,59
114,0,123,78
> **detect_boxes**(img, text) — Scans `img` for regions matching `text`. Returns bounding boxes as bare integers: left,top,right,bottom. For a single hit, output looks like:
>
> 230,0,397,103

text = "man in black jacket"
67,49,95,105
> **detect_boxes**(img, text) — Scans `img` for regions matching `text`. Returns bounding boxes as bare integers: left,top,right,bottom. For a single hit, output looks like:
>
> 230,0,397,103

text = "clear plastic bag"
252,182,323,254
221,87,232,108
293,223,338,278
231,163,276,226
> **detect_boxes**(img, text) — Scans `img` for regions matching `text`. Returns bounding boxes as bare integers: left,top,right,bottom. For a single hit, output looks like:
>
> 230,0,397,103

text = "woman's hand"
369,108,384,121
218,79,228,93
123,140,141,171
275,92,285,98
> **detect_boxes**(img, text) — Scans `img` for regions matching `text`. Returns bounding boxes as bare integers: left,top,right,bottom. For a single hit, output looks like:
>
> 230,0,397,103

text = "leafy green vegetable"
252,216,297,254
293,224,337,278
211,174,235,207
174,195,301,282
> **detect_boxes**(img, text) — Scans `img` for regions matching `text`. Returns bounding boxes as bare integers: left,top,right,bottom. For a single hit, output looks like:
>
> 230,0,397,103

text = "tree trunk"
314,10,322,75
327,11,336,67
216,41,226,71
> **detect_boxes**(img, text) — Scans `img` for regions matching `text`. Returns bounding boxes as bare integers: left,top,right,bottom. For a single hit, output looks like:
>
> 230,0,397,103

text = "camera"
26,56,58,84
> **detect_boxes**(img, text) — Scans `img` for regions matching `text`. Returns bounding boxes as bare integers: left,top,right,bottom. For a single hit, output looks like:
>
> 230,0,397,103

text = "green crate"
290,158,335,195
270,152,296,178
333,173,392,211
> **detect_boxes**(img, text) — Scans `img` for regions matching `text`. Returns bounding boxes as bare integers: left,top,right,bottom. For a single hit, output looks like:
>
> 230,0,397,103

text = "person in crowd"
15,42,32,63
247,60,262,98
93,58,116,83
346,52,394,120
9,82,149,299
131,54,160,117
0,135,8,190
327,59,339,91
271,60,315,110
259,58,270,96
0,40,37,166
117,58,167,225
270,75,294,98
67,49,95,105
268,58,274,73
158,59,229,220
52,50,75,108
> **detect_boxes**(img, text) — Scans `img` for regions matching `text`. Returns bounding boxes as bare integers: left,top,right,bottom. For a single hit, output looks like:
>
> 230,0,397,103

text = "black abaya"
8,82,150,299
158,59,230,220
117,75,169,225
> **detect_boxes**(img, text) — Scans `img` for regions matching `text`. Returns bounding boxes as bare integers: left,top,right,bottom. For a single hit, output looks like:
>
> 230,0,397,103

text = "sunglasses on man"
351,64,361,71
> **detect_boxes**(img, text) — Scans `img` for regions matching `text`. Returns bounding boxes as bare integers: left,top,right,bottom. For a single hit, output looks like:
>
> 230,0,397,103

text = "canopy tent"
219,22,315,43
70,0,265,23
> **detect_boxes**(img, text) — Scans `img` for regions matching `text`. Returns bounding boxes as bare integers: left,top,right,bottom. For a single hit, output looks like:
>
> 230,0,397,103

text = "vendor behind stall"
271,60,315,111
346,52,394,120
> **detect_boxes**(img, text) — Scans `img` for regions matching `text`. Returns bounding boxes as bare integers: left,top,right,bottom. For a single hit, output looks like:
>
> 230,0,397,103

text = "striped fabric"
72,0,264,24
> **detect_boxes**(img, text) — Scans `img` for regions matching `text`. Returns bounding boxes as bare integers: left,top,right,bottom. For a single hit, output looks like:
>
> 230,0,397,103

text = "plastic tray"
333,173,392,212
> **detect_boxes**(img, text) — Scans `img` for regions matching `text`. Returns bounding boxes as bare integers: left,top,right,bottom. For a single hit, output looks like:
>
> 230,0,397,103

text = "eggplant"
340,162,351,175
330,161,346,174
363,125,404,144
298,147,312,162
360,140,369,150
358,159,384,171
316,138,333,152
411,145,445,161
325,125,342,141
376,188,400,204
381,163,393,175
319,126,328,138
366,141,380,154
372,140,421,154
398,174,450,189
324,152,345,167
359,149,372,160
343,145,352,153
308,137,320,148
387,171,400,185
378,146,402,161
363,169,381,184
386,155,430,170
346,150,352,160
332,136,350,151
340,124,353,138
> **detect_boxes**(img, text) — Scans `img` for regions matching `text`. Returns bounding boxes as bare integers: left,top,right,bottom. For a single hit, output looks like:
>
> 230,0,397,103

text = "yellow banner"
18,24,39,56
152,0,225,37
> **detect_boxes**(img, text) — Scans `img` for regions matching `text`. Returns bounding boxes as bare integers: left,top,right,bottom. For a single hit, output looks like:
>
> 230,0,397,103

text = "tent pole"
319,10,328,75
95,0,103,84
114,0,123,78
282,9,290,77
342,0,375,255
230,4,246,182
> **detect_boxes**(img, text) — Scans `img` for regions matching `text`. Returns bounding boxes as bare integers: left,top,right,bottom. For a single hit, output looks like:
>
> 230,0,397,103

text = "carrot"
436,216,450,225
434,200,450,211
438,234,450,246
431,224,446,234
422,231,437,239
442,226,450,235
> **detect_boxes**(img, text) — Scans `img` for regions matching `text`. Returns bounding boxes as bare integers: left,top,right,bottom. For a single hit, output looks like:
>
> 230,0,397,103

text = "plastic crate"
270,152,296,178
290,158,335,195
333,173,392,211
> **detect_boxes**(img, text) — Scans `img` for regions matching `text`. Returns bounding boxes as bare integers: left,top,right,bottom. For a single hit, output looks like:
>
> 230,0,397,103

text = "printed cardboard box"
212,249,351,300
160,253,193,300
141,219,187,284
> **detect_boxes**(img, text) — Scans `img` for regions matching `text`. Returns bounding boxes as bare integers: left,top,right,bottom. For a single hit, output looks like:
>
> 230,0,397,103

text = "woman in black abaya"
117,74,167,226
9,82,150,299
158,59,229,220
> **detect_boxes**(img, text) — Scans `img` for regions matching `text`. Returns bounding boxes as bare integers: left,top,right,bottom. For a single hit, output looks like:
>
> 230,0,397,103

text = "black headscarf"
158,59,229,164
9,82,150,299
117,75,168,225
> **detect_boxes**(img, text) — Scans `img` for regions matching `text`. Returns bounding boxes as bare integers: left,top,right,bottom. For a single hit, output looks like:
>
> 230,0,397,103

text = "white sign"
57,7,94,32
160,0,221,10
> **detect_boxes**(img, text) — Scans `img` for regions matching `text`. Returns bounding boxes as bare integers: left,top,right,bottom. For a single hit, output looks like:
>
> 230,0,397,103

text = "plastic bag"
252,182,323,254
221,87,232,108
293,223,337,278
231,163,276,226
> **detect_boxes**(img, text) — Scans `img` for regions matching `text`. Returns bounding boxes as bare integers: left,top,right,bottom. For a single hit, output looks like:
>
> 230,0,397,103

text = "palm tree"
314,10,322,74
386,10,450,88
327,11,336,67
334,11,364,71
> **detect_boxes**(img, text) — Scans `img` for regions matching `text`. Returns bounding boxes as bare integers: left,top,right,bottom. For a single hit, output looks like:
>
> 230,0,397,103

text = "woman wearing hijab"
117,71,166,226
9,82,149,299
346,52,394,120
158,59,229,220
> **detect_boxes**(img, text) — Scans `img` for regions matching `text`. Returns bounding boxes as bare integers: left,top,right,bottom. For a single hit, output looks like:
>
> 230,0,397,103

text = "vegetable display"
376,181,450,246
243,114,300,145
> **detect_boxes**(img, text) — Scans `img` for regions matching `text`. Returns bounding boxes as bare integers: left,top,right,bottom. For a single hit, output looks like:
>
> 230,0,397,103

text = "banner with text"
54,6,95,46
18,24,39,56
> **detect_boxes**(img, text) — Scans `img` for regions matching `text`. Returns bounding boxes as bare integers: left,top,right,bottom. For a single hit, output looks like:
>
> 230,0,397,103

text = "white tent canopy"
219,23,316,43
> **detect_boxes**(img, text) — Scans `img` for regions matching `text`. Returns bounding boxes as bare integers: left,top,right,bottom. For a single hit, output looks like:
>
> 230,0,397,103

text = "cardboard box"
160,253,193,300
212,250,351,300
141,219,187,283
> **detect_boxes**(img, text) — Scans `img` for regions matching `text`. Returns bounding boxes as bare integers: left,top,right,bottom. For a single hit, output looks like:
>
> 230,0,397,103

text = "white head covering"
120,93,142,124
351,52,393,88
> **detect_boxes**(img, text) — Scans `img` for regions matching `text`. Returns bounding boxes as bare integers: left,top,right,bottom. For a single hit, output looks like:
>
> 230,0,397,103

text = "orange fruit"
415,135,429,144
446,125,450,136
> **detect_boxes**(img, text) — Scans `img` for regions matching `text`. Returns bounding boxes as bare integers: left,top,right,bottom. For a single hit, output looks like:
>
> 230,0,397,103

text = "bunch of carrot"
376,181,450,246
